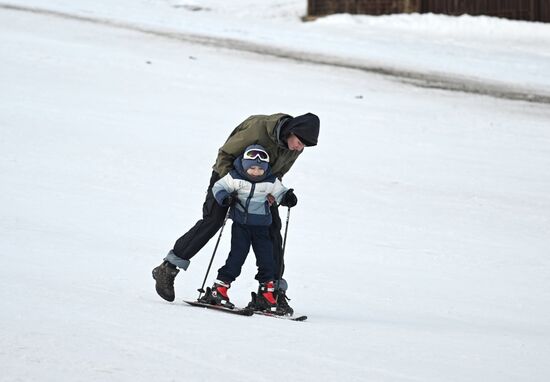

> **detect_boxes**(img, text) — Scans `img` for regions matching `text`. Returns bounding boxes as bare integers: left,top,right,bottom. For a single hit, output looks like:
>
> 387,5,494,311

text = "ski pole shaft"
275,207,290,279
276,207,291,298
197,209,230,300
281,206,291,261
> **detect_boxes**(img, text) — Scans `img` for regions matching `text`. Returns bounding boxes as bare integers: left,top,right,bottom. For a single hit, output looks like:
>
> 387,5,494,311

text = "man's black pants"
173,171,285,278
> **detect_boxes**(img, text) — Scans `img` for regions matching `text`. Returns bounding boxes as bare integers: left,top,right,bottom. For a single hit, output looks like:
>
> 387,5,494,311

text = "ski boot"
152,261,179,302
274,289,294,316
199,280,235,309
247,281,294,316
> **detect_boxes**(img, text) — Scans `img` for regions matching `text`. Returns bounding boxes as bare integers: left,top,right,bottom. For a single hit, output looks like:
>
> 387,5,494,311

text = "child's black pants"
216,222,275,284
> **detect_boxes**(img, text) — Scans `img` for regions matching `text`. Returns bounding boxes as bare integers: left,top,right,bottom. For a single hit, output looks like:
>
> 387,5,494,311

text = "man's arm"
214,125,257,177
215,136,249,177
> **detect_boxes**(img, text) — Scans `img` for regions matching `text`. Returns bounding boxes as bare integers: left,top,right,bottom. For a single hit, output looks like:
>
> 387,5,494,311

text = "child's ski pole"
197,209,230,300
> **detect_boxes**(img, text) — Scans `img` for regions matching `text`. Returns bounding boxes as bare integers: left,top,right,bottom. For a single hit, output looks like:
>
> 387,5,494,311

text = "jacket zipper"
244,183,255,224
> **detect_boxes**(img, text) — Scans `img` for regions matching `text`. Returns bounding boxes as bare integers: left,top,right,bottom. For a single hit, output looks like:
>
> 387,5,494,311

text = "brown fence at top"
307,0,550,22
420,0,545,22
307,0,420,16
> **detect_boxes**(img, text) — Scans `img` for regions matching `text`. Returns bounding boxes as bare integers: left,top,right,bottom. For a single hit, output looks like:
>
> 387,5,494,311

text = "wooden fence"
307,0,550,22
307,0,419,15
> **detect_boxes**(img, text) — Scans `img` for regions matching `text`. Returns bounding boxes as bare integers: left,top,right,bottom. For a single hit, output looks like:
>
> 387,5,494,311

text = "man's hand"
280,189,297,208
266,194,276,206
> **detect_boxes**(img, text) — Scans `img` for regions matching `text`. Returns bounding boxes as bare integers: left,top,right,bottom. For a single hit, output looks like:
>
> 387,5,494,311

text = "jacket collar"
274,116,292,149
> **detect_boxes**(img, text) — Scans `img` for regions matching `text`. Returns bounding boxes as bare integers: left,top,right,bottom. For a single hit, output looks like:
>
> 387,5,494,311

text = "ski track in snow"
1,2,550,104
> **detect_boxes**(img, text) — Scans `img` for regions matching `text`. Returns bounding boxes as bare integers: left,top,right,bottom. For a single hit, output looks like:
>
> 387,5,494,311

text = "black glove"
221,192,237,207
280,189,297,208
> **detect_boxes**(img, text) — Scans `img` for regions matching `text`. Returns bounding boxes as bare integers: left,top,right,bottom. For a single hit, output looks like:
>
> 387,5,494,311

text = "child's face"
246,166,265,177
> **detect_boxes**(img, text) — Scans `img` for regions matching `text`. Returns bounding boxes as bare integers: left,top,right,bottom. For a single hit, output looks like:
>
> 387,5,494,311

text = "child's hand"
280,189,297,208
266,194,276,206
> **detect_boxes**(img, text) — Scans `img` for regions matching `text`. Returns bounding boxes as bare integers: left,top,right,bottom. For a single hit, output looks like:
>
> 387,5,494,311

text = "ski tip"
184,300,254,316
252,311,308,321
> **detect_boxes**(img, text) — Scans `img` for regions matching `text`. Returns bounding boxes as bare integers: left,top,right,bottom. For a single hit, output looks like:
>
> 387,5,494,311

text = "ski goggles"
243,148,270,162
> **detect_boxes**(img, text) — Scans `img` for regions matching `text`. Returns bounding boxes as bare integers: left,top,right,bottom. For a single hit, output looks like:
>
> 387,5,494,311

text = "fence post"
532,0,540,21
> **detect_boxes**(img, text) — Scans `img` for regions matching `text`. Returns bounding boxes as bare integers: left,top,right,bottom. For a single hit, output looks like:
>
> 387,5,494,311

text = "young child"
199,144,297,315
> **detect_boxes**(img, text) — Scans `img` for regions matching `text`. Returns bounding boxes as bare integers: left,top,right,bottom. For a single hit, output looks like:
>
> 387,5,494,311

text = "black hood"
280,113,320,147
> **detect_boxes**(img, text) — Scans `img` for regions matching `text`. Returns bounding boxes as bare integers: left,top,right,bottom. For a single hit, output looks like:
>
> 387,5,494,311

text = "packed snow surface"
4,0,550,93
1,1,549,381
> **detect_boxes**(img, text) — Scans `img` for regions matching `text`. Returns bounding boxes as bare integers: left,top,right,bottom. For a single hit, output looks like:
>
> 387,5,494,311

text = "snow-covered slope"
1,3,549,382
3,0,550,100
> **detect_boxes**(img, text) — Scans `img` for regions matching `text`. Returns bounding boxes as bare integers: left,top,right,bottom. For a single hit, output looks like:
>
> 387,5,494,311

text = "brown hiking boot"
152,261,179,302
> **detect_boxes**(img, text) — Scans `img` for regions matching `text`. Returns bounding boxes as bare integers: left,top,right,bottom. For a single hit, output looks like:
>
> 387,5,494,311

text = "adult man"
152,112,320,313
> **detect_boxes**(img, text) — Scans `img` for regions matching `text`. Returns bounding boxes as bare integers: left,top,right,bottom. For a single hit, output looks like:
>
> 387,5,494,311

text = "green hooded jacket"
213,113,302,179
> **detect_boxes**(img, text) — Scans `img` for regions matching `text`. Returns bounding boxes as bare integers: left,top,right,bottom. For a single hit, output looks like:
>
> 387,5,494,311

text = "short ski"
253,311,308,321
184,300,253,316
184,300,307,321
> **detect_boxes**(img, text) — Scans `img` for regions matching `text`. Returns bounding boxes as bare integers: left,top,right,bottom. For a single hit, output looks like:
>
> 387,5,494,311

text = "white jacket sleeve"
271,179,289,204
212,173,236,205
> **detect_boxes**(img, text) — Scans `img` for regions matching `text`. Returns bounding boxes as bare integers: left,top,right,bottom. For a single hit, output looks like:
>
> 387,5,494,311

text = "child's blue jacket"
212,157,288,226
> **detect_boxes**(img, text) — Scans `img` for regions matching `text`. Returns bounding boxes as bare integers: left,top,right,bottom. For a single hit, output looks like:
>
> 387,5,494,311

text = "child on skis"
199,144,297,315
